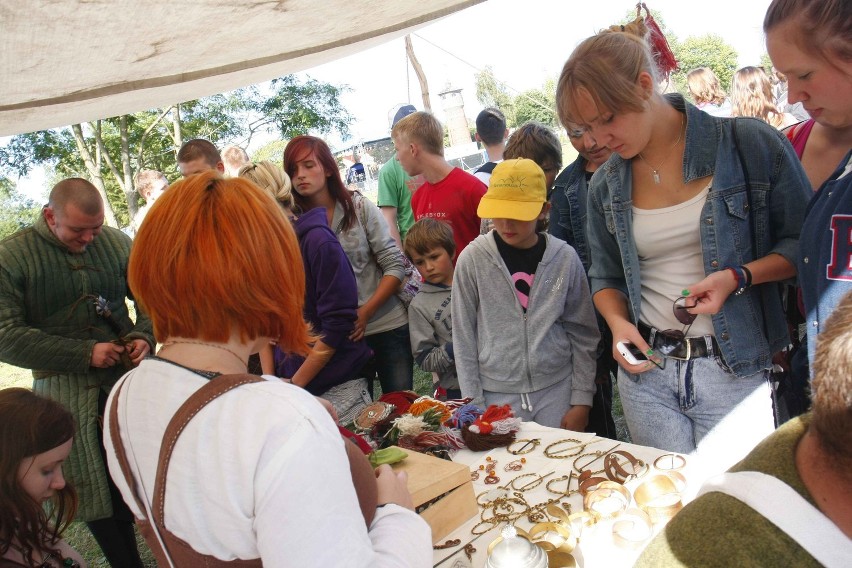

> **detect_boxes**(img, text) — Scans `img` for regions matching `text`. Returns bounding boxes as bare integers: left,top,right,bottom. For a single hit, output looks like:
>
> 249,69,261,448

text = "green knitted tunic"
0,215,153,521
635,415,823,568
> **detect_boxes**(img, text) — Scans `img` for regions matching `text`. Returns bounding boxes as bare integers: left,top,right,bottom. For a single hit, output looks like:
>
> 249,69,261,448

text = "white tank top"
633,183,714,337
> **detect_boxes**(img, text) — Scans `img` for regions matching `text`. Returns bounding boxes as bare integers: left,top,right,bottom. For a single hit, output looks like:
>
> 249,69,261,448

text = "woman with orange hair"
103,172,431,566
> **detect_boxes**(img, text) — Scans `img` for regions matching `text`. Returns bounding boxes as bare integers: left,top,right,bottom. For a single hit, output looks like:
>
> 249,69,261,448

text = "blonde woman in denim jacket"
556,21,811,472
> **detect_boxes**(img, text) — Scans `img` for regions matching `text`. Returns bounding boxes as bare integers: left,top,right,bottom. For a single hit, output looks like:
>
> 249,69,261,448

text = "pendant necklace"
159,340,248,368
637,114,685,184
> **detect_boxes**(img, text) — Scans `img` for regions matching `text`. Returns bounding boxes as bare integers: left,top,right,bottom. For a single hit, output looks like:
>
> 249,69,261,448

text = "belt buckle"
684,339,691,360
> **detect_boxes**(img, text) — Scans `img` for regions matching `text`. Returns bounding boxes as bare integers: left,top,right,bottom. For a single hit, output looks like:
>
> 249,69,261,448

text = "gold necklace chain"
637,113,685,184
160,340,247,367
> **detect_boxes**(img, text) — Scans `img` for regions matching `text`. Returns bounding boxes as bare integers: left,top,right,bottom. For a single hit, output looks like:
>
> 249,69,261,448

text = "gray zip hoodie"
408,281,457,390
452,232,599,408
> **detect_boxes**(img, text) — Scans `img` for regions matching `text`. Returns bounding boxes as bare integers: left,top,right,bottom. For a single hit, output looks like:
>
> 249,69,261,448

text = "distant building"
439,87,472,148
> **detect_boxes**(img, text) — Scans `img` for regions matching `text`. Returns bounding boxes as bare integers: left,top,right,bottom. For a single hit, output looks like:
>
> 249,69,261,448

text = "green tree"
0,177,41,240
513,83,557,127
760,53,774,73
672,34,739,97
474,66,517,127
1,76,352,229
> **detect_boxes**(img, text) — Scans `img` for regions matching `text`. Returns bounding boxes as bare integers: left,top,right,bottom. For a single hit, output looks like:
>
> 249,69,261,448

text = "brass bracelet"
634,475,683,524
543,438,584,458
509,471,554,492
583,481,631,519
605,451,649,483
507,438,541,455
653,453,687,472
612,508,653,550
573,443,621,475
529,521,577,554
545,473,574,497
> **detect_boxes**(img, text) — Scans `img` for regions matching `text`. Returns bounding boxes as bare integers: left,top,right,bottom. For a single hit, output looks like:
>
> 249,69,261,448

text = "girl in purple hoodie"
239,161,372,424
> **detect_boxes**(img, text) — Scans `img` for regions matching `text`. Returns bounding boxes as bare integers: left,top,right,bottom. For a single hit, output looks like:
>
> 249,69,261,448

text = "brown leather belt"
638,321,720,361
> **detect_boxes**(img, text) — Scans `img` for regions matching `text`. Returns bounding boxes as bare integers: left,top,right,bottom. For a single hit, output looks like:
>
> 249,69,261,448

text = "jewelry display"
577,472,609,497
463,543,476,562
611,508,654,550
456,428,695,567
433,539,461,550
653,453,686,471
545,502,571,523
545,473,574,498
509,471,554,492
583,481,631,519
507,438,541,455
604,450,648,483
543,438,590,459
634,475,683,523
572,443,621,475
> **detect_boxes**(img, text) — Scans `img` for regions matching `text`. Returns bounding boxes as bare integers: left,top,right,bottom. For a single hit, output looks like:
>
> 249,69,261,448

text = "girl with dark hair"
0,388,83,568
284,136,414,394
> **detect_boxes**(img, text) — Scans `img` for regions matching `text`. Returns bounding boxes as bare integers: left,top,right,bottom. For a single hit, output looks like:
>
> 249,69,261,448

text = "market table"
431,422,705,567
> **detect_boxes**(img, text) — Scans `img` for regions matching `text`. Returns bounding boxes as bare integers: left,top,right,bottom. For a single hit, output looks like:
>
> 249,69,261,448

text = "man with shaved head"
0,178,153,566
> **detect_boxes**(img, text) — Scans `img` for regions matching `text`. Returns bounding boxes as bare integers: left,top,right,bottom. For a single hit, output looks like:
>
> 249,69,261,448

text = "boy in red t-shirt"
392,111,486,259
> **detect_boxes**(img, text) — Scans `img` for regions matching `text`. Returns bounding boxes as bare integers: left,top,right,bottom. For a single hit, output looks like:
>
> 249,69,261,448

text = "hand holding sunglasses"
680,266,745,315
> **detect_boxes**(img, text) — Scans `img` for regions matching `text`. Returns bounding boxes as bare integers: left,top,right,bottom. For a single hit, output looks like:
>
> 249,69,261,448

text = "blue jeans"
617,354,774,472
366,324,413,394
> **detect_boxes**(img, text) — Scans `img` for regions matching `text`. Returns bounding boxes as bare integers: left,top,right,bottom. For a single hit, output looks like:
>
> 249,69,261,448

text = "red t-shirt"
411,167,487,259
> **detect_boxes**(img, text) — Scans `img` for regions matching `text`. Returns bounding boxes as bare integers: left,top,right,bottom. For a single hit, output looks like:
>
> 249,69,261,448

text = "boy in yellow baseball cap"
451,158,600,430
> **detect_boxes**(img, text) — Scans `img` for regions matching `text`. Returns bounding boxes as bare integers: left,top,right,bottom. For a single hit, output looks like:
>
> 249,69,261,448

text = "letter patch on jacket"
828,214,852,281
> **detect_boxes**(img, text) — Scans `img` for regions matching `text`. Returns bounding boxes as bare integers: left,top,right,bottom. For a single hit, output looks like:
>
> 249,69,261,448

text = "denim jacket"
586,95,810,377
549,155,591,272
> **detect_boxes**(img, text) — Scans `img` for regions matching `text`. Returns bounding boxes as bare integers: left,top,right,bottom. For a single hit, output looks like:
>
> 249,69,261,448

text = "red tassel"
640,3,678,80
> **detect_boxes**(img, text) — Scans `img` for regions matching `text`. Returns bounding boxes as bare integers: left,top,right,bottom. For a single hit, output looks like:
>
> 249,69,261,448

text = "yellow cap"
477,158,547,221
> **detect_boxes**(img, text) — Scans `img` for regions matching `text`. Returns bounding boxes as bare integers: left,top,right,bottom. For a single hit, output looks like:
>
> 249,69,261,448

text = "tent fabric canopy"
0,0,482,137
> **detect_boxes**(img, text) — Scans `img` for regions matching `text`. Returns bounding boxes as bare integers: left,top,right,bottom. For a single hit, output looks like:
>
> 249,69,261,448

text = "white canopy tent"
0,0,482,137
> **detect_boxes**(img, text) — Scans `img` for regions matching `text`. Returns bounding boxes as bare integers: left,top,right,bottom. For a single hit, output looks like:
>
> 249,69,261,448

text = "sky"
7,0,774,199
304,0,774,144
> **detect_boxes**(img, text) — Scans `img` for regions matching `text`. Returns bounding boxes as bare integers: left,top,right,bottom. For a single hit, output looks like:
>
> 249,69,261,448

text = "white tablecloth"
432,422,703,567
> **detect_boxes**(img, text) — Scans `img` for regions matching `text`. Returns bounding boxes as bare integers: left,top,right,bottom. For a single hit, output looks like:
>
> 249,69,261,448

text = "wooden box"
390,448,478,543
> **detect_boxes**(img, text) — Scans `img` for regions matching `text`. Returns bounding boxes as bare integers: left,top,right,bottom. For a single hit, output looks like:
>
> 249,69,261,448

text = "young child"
392,111,486,259
452,159,600,430
404,218,460,399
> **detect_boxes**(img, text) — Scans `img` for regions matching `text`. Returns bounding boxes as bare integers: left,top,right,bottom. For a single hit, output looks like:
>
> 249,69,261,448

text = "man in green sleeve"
0,178,154,567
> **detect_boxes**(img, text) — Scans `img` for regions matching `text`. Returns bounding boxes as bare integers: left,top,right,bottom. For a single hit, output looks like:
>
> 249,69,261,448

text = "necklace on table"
160,340,247,367
637,114,685,184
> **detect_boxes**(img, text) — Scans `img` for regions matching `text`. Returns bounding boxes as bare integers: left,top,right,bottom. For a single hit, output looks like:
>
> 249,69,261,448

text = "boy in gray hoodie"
404,218,460,399
452,159,599,430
